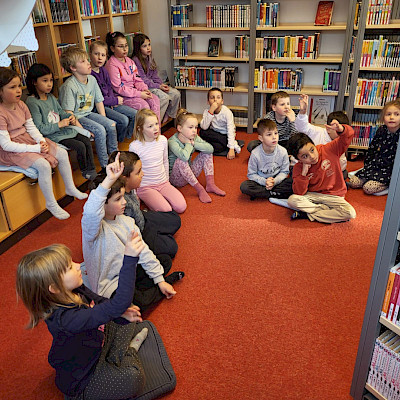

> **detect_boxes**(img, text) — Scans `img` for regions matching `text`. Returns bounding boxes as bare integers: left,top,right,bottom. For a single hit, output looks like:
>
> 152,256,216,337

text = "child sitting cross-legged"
286,121,356,224
16,237,148,399
109,150,181,259
82,152,185,312
240,118,292,200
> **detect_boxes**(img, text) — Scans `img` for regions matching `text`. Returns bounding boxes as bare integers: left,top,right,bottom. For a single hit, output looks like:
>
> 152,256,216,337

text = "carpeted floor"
0,129,387,400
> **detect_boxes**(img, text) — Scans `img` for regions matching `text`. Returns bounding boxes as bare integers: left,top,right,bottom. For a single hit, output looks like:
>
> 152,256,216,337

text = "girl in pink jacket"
105,32,160,122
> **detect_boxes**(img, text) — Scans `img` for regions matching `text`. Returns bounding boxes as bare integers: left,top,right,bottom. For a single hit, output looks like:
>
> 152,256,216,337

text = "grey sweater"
82,185,164,298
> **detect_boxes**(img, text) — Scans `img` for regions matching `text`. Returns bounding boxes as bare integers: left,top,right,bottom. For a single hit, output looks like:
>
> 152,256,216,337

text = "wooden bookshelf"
354,19,400,30
257,22,347,31
354,105,384,110
365,383,387,400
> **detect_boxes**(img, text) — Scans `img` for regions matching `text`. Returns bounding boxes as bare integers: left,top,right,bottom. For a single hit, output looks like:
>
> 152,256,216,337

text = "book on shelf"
57,43,78,59
31,0,47,23
174,66,237,89
234,35,250,58
354,0,362,27
79,0,105,17
84,35,101,53
171,4,193,28
256,1,279,28
352,110,380,147
355,76,400,107
208,38,221,57
254,67,303,91
322,69,341,92
314,1,334,26
111,0,138,14
206,4,251,28
367,0,393,26
9,51,38,87
255,33,321,59
360,35,400,68
173,35,192,57
49,0,70,22
310,96,334,124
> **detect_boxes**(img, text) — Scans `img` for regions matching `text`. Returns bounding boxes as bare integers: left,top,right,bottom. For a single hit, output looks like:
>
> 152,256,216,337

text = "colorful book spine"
234,35,250,59
366,0,393,25
79,0,104,16
9,52,38,87
50,0,71,22
174,66,237,89
205,4,250,28
355,77,400,107
323,69,341,92
111,0,138,13
360,35,400,68
351,109,381,147
256,1,279,27
31,0,48,23
172,35,192,57
171,4,193,28
254,67,303,91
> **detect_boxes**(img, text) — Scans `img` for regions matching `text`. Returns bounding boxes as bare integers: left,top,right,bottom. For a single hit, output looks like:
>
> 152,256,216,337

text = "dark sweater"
45,255,138,396
91,66,119,107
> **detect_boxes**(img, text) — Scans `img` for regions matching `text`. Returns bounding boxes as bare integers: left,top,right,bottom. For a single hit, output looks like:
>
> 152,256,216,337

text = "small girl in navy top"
349,99,400,194
132,33,181,123
16,232,149,399
89,40,136,142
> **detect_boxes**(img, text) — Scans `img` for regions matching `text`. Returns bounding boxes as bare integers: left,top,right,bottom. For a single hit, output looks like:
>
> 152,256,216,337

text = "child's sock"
66,188,88,200
165,271,185,284
290,211,309,221
194,182,212,203
47,203,70,220
205,175,226,196
129,327,149,352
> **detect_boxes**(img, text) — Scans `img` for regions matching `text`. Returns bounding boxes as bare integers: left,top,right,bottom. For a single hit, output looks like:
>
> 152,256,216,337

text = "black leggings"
60,133,95,173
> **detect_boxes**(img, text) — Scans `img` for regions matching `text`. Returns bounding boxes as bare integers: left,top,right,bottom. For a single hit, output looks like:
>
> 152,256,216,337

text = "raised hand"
299,94,309,114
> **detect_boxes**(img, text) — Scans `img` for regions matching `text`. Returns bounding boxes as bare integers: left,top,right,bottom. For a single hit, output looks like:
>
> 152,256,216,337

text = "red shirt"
292,124,354,197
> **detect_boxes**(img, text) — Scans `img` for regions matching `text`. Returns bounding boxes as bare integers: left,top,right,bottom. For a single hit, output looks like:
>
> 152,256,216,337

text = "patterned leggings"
348,175,388,194
170,152,214,187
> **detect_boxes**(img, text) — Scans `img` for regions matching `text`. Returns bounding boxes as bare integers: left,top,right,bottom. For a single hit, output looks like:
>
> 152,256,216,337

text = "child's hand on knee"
266,177,275,190
158,281,177,299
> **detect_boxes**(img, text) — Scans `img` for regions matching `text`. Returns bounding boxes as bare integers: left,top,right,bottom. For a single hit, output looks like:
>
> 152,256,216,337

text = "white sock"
47,203,70,220
129,328,148,352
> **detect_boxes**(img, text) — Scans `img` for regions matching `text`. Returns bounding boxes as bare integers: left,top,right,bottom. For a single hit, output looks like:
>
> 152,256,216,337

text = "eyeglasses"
115,44,129,49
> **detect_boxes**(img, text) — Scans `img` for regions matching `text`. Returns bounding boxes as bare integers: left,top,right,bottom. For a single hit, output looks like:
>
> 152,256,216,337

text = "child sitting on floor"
82,152,185,312
295,94,349,179
168,108,225,204
129,109,187,213
16,237,148,399
0,67,87,220
89,40,136,142
240,118,292,200
348,99,400,195
286,121,356,224
109,150,181,259
199,87,243,159
247,90,298,152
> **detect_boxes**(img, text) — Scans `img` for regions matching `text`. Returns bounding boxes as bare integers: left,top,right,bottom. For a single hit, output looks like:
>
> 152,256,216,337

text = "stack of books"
355,76,400,106
254,67,303,91
174,66,237,89
172,35,192,57
255,33,321,59
171,4,193,28
322,69,341,92
9,52,38,87
352,110,380,147
205,4,251,28
256,1,279,27
31,0,47,23
361,35,400,68
79,0,105,17
111,0,138,13
50,0,70,22
234,35,250,58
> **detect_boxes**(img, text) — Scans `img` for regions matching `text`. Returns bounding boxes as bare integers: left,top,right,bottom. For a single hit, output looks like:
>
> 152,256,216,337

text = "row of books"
171,4,193,28
172,35,192,57
256,2,279,28
382,264,400,323
322,69,341,92
31,0,47,23
361,36,400,68
254,67,303,91
9,52,38,87
57,43,78,59
367,0,393,25
234,35,250,59
205,5,251,28
174,66,237,89
351,110,380,146
79,0,105,17
355,77,400,107
368,329,400,400
50,0,70,22
255,33,321,60
111,0,138,14
84,35,101,53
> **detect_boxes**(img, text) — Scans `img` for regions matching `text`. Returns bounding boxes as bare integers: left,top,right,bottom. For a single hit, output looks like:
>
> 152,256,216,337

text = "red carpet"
0,130,386,400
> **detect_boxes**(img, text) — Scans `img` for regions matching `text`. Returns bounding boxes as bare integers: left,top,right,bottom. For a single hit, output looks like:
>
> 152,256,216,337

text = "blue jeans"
105,105,136,142
79,112,118,168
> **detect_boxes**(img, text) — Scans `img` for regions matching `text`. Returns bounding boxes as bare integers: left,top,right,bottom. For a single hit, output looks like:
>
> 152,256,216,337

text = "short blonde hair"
60,47,89,73
133,109,159,142
89,40,107,54
16,244,84,329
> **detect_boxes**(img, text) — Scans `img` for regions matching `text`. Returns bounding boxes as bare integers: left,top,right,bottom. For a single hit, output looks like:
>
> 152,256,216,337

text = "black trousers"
142,210,181,258
199,128,228,153
60,133,96,173
240,177,293,199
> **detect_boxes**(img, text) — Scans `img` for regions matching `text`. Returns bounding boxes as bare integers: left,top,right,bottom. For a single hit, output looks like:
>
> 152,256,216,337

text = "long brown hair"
0,67,20,103
132,33,157,74
16,244,84,329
